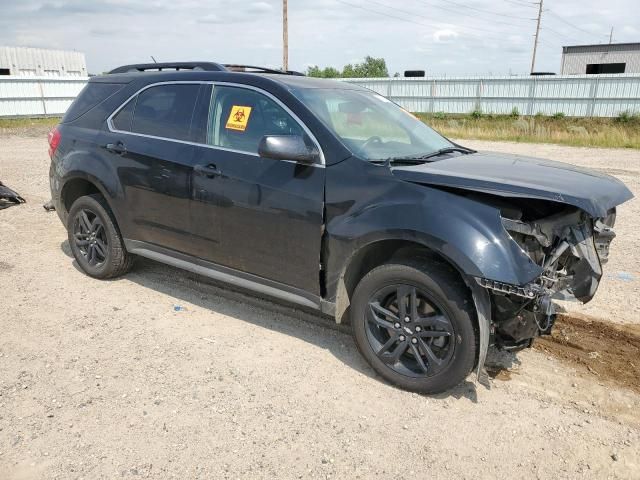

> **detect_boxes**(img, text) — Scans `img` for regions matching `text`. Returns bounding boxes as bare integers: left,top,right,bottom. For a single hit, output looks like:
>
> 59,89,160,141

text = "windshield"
292,88,454,161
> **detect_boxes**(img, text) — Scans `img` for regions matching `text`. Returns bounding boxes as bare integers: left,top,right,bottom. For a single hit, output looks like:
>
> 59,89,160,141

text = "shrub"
552,112,566,119
616,110,639,123
510,107,520,118
470,108,483,119
534,111,546,118
433,111,447,120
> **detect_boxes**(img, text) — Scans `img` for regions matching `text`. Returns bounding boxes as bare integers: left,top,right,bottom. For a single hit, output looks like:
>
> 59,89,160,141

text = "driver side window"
206,85,303,155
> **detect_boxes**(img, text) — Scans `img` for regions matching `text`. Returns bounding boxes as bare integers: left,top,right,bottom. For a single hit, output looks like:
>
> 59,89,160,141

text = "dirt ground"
1,132,639,479
535,315,640,394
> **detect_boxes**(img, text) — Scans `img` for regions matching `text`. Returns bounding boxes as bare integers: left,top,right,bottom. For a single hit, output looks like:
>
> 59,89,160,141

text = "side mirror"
258,135,320,165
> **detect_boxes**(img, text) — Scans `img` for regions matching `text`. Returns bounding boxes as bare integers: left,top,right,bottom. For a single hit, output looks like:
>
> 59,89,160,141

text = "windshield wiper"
418,146,476,160
371,146,476,167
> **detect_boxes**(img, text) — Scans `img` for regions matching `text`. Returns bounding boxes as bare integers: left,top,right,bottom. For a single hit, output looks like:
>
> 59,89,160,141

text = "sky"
0,0,638,76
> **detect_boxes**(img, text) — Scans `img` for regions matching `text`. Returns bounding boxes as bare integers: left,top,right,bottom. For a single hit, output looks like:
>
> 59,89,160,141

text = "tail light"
48,126,61,159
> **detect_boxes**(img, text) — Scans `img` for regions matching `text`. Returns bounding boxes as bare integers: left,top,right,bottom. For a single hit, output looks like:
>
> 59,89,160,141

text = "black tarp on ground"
0,181,25,209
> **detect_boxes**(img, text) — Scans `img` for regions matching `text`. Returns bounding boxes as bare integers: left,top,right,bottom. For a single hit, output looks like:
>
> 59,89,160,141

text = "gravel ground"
1,135,639,479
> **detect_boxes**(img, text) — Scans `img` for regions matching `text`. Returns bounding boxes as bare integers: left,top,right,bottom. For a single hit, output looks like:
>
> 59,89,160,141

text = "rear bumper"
49,163,67,227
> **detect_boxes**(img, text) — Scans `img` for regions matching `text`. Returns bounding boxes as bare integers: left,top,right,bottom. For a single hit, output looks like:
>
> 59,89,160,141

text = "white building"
561,43,640,75
0,46,87,77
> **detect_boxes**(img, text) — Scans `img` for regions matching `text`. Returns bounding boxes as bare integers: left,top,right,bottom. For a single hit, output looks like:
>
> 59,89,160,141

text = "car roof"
255,74,364,90
90,69,369,92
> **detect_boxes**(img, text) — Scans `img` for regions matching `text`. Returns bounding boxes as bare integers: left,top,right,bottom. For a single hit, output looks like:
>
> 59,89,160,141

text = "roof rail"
223,64,306,76
108,62,228,74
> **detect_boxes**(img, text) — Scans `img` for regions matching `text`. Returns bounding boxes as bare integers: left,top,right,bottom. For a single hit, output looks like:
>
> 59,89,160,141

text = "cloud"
37,0,154,15
433,29,459,43
195,1,275,25
246,2,274,14
196,13,223,24
0,0,637,76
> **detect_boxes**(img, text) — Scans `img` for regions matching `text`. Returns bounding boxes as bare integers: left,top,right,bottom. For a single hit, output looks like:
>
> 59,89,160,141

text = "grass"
416,112,640,149
0,116,61,130
1,113,639,149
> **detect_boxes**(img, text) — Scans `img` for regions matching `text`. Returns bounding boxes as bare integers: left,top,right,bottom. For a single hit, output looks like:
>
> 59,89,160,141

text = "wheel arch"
332,234,478,324
330,234,492,382
60,174,115,219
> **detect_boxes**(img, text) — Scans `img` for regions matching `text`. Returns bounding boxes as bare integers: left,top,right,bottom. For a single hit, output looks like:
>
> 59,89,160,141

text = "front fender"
324,157,543,303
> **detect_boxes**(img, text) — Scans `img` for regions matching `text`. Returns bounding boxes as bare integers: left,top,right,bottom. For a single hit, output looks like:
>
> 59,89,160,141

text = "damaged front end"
479,200,617,351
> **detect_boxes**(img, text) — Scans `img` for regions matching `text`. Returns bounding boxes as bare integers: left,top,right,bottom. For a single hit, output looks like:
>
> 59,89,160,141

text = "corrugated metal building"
0,46,86,77
561,43,640,75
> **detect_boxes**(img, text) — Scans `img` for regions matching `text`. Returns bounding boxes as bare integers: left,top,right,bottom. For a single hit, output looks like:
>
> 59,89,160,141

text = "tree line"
306,56,390,78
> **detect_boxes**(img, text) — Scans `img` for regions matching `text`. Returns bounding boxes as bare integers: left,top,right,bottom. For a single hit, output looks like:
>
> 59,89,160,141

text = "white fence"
1,74,640,118
0,76,87,117
341,74,640,117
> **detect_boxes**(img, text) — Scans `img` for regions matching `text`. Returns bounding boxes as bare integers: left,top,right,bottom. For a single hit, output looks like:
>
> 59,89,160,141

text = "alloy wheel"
365,284,455,378
72,209,108,266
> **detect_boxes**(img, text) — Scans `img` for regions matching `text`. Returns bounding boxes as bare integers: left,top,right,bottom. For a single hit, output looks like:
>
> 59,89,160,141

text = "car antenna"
150,56,158,64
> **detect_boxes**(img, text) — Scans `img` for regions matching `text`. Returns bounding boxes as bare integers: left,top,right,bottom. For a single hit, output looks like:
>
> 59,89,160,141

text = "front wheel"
351,261,477,394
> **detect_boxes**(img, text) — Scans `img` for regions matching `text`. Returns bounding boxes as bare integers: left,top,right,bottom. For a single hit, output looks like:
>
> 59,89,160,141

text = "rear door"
103,83,201,254
189,84,325,294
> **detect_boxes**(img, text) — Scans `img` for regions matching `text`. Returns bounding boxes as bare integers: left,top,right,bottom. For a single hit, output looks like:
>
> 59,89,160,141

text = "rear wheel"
67,194,133,279
351,261,477,393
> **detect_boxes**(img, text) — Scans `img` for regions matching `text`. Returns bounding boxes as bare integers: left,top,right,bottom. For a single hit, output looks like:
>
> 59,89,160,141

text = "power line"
503,0,537,7
413,0,534,28
335,0,515,42
434,0,535,21
368,0,523,35
336,0,573,73
546,10,609,40
334,0,446,30
541,25,582,43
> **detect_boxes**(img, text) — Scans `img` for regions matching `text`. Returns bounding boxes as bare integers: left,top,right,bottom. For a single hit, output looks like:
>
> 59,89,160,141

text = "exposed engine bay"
477,196,617,350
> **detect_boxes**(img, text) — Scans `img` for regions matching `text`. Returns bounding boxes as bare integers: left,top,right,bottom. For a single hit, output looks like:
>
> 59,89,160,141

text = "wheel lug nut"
404,316,411,323
399,335,406,342
394,322,401,329
411,338,418,344
415,326,422,332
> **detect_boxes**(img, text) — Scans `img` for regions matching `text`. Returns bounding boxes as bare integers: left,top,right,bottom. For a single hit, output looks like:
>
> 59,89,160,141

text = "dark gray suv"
48,62,633,393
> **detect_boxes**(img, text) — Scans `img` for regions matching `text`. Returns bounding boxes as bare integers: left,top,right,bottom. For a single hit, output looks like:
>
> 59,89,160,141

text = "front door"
190,84,325,295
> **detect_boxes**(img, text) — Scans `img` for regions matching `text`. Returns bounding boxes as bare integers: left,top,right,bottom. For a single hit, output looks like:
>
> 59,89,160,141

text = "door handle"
105,141,127,155
194,163,222,178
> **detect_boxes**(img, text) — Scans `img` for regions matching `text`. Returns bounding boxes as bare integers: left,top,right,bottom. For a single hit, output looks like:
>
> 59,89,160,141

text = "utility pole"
530,0,543,74
283,0,289,71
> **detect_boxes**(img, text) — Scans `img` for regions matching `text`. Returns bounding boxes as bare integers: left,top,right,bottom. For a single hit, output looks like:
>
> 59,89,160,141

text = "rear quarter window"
62,83,123,123
111,98,136,132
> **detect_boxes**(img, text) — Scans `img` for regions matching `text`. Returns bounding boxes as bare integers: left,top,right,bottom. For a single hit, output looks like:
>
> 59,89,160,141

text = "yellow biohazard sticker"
226,106,252,131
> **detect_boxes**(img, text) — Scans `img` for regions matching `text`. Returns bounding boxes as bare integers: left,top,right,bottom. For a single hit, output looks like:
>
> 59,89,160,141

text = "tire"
67,194,133,279
351,260,477,394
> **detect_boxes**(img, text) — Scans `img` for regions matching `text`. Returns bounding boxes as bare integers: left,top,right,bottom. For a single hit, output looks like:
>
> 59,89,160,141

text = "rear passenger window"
126,84,200,141
206,85,303,154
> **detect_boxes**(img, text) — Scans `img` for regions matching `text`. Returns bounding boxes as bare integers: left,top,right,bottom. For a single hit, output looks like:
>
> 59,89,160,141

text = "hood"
391,151,634,218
